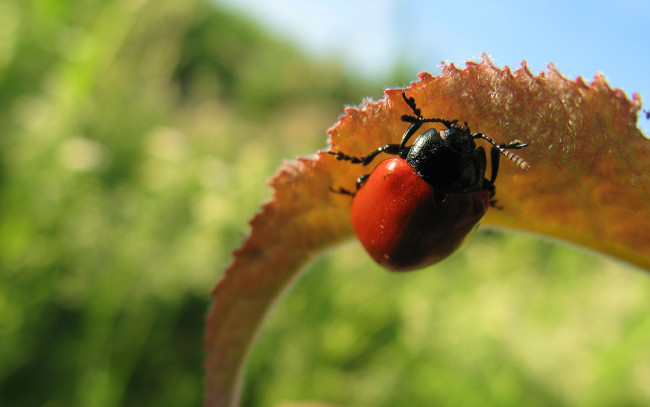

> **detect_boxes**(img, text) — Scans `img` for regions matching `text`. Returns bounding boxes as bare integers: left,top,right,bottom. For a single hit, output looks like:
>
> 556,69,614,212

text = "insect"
329,91,530,271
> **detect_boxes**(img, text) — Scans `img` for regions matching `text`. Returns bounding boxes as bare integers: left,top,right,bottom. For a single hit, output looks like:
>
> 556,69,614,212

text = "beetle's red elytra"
350,157,489,270
329,92,529,271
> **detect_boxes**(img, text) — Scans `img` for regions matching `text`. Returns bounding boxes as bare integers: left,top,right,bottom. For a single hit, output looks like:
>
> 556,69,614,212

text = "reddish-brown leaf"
204,56,648,406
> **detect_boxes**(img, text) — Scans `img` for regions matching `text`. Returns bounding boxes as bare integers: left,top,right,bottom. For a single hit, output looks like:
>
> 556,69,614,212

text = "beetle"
329,92,529,271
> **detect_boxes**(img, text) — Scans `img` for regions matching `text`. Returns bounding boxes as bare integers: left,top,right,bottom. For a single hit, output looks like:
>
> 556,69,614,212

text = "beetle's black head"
440,123,477,154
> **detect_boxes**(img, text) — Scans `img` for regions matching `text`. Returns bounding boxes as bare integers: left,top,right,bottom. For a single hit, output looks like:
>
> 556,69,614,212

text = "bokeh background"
1,1,650,406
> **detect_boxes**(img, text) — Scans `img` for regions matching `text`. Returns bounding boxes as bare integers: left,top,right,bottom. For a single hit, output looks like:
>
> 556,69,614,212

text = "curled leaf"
204,56,648,406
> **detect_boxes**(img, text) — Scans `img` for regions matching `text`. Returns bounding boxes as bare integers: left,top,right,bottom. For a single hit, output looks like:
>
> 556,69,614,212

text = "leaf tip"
441,61,459,75
418,72,434,81
517,60,534,78
480,52,493,64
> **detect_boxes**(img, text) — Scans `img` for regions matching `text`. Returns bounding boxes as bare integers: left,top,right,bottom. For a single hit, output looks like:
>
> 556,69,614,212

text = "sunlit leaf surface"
205,57,648,406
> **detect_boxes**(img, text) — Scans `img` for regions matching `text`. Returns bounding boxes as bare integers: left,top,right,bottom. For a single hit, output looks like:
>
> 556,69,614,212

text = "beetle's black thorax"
406,126,487,194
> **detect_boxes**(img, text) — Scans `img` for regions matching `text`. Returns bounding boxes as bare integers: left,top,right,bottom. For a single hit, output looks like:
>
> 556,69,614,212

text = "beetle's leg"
482,137,529,208
488,146,501,185
329,186,355,196
329,174,370,197
489,198,502,209
328,144,400,166
401,114,457,128
401,92,456,128
480,147,500,208
397,122,422,155
402,92,422,117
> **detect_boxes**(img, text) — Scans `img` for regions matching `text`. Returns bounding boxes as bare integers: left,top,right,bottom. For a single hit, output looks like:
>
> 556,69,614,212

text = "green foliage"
246,234,650,407
0,1,371,406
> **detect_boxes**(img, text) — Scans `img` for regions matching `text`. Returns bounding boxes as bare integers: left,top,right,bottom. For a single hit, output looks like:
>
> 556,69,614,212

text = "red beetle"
330,92,529,271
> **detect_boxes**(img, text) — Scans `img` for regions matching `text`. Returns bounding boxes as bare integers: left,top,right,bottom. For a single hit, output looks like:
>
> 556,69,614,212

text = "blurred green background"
2,1,650,406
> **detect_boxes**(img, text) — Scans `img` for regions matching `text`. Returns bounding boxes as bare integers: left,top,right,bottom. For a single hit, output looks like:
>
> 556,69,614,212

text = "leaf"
204,56,648,406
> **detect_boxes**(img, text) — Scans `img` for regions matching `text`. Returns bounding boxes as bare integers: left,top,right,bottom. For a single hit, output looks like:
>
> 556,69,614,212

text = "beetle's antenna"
474,132,530,170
